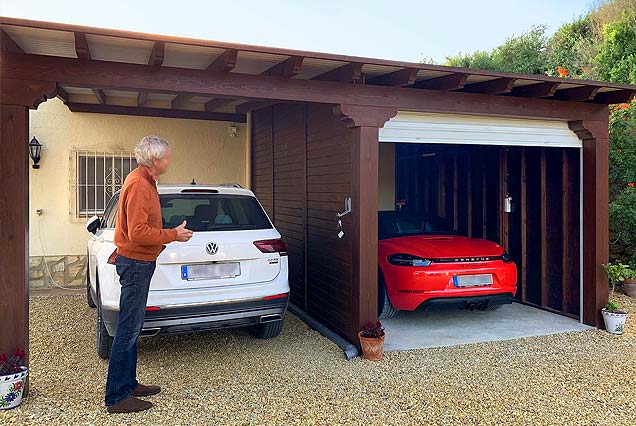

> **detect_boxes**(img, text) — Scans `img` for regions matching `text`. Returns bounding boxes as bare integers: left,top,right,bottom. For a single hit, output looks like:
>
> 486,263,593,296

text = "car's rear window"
160,193,272,232
379,213,453,239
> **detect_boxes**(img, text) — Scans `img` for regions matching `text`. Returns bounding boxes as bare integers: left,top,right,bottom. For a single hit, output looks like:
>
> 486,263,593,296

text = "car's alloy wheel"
250,319,284,339
378,273,399,319
96,278,113,359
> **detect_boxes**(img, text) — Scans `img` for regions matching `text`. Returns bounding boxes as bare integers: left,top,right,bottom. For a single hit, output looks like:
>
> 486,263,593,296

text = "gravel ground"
2,294,636,425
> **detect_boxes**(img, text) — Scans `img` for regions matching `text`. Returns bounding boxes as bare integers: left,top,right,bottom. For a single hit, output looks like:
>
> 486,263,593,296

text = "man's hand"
175,220,193,242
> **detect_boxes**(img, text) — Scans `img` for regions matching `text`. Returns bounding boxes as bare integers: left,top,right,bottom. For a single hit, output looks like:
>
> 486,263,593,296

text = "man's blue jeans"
105,254,156,406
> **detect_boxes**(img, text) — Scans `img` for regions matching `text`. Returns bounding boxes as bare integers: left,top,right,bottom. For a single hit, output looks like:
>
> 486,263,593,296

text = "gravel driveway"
2,293,636,425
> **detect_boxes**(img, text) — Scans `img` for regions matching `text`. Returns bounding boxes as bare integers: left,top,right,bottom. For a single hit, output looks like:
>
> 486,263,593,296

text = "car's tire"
378,273,399,319
86,260,97,309
251,319,284,339
96,278,113,360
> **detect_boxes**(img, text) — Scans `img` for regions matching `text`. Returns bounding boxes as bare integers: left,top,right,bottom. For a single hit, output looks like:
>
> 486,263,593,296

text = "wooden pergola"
1,17,636,361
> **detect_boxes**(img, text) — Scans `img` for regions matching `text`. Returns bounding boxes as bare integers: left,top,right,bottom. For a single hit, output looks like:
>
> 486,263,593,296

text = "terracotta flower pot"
623,279,636,298
358,332,385,361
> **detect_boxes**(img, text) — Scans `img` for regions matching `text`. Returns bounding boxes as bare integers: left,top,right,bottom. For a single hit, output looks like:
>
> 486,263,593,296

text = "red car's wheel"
378,273,399,319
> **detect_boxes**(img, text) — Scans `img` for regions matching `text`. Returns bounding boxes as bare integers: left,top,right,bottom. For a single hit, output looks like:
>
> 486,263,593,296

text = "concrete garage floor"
382,302,591,351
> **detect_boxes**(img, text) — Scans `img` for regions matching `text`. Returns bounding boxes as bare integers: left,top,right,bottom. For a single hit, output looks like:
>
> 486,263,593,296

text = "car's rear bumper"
416,292,514,311
102,295,288,337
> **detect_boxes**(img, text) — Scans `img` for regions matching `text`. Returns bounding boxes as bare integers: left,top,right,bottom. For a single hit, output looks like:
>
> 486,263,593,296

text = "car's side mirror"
86,215,101,234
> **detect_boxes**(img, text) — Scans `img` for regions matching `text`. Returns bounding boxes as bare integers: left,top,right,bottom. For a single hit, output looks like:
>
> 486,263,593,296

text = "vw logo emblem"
205,242,218,255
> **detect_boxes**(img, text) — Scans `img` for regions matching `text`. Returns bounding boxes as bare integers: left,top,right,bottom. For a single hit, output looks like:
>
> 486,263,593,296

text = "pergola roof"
1,16,635,120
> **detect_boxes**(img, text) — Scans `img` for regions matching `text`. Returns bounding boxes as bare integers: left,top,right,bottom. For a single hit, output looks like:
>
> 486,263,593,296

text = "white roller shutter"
379,112,582,148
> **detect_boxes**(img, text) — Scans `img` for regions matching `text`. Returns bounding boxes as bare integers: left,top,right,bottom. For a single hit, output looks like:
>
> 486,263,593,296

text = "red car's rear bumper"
381,260,518,311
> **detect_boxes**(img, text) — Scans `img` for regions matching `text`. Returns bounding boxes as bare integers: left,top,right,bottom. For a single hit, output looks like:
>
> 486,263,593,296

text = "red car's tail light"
262,293,289,301
145,306,161,311
387,253,432,267
107,249,118,265
254,239,287,255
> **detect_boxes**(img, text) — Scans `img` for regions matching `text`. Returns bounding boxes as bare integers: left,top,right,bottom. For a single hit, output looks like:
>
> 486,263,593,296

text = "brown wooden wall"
395,144,581,318
251,103,356,339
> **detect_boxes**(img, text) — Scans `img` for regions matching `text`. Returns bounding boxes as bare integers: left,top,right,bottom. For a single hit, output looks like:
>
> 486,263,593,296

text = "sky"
0,0,594,64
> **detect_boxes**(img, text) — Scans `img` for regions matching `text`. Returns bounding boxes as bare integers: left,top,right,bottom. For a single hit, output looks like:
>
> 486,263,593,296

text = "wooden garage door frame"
380,111,584,322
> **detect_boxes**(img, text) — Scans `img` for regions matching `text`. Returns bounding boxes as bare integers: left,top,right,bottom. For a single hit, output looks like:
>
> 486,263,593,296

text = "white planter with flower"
0,349,28,410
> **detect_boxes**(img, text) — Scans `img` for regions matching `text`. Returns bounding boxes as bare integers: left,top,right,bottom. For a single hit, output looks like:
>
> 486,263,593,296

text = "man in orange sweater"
106,136,192,414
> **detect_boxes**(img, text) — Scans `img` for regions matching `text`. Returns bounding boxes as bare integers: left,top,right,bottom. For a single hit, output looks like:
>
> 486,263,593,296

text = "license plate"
453,274,493,288
181,263,241,280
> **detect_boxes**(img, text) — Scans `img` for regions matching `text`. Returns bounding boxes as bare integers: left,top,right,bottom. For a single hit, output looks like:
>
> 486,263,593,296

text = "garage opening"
378,112,588,349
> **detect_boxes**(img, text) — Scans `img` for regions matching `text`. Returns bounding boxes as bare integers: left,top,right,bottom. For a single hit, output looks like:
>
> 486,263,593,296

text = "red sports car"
378,212,517,319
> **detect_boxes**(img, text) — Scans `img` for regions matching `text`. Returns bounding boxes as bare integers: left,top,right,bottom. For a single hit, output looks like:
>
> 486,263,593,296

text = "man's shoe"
107,396,153,414
132,383,161,397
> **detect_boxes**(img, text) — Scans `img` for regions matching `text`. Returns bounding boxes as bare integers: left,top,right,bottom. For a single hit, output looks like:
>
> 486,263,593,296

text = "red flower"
620,103,630,109
12,348,25,360
628,183,635,188
13,381,23,391
557,66,569,77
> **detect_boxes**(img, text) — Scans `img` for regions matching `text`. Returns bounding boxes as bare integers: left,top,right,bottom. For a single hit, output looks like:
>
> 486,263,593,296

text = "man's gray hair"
134,135,170,167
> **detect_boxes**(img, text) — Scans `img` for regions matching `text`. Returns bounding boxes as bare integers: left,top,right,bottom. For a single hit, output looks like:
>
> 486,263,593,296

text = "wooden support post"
499,149,509,249
520,147,528,302
438,154,446,217
467,156,472,237
482,162,487,239
0,78,56,392
453,153,459,231
569,120,610,327
334,104,397,340
540,148,548,307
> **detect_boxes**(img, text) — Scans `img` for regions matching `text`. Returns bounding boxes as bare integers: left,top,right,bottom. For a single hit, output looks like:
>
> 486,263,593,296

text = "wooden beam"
136,91,147,106
0,104,29,376
206,48,238,72
367,68,418,86
411,72,468,90
594,89,636,104
0,29,24,53
511,82,560,98
553,86,600,101
74,32,91,59
236,99,280,114
148,41,164,66
66,102,246,122
463,77,516,95
56,86,69,103
520,147,527,302
540,148,548,306
93,89,106,104
562,150,570,314
312,62,363,82
1,52,610,122
0,78,58,109
204,98,235,111
262,56,304,77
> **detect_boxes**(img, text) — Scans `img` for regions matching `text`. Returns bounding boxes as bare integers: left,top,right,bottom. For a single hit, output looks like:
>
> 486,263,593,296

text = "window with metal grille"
75,151,137,216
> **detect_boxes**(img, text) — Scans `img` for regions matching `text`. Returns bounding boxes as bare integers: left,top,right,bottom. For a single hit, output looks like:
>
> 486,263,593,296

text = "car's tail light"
145,306,161,311
254,239,287,255
262,293,289,301
107,249,118,265
387,253,432,267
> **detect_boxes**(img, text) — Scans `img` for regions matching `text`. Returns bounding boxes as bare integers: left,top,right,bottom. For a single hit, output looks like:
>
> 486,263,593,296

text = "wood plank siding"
251,104,356,340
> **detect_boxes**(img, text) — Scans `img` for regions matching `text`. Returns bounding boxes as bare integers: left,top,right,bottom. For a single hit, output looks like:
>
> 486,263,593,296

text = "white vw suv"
86,184,290,359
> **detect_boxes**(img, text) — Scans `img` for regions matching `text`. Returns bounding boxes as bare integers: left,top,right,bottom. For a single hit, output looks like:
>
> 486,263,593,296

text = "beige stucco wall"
378,143,395,211
29,97,248,257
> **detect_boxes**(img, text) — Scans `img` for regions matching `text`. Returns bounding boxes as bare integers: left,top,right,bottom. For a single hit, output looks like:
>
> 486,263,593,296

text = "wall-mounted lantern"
28,137,42,169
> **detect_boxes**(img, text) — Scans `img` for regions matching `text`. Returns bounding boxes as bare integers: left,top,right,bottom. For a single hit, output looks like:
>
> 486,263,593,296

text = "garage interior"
378,113,589,349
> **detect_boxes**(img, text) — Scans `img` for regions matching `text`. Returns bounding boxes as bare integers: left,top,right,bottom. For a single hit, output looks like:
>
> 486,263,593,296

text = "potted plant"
0,348,28,410
604,261,636,297
358,321,385,361
603,263,629,335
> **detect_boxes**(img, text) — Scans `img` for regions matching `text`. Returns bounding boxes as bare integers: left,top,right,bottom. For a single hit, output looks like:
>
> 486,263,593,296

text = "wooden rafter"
204,98,235,111
74,32,91,59
511,82,559,98
411,72,468,90
93,89,106,104
0,29,23,53
594,89,636,104
66,102,246,122
56,86,69,103
262,56,304,77
312,62,363,82
553,85,599,101
462,77,516,94
236,99,280,114
366,68,418,86
207,48,238,72
148,41,165,66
